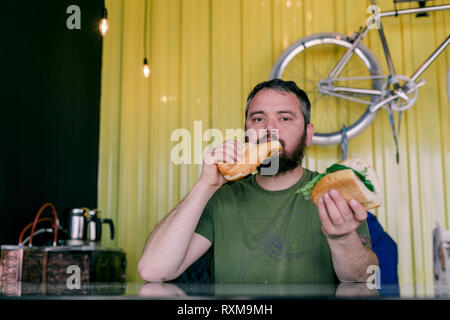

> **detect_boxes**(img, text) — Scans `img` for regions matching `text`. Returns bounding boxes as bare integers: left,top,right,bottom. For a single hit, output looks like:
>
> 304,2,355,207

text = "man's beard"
257,132,307,176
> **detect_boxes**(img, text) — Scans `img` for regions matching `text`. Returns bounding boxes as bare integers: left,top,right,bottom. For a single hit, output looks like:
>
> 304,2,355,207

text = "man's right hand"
199,139,244,188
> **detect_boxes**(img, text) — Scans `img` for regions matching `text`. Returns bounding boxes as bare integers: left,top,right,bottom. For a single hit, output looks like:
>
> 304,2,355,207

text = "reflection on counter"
2,281,450,299
138,283,187,297
0,282,128,297
334,283,380,298
136,282,381,299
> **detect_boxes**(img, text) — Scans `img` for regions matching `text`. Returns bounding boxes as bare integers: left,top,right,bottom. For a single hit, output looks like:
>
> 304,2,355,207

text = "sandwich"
217,141,283,181
297,157,383,210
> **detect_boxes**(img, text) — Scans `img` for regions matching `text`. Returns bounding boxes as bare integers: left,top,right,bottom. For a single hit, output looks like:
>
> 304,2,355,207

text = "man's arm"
317,189,379,282
326,230,378,282
138,180,217,282
138,140,243,282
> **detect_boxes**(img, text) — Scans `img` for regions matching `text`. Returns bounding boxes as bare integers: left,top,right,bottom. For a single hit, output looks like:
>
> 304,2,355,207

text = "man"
138,79,378,284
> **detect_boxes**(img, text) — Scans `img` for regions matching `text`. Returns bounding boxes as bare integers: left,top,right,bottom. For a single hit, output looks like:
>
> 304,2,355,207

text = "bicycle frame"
326,1,450,112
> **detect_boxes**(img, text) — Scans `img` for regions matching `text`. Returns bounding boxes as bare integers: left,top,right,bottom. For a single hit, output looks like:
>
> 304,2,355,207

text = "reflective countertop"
1,281,449,300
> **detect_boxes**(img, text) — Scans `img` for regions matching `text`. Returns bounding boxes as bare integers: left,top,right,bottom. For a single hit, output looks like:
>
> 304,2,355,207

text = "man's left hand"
317,189,368,239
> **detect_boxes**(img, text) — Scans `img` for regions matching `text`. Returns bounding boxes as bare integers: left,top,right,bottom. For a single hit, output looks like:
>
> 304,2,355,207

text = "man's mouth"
258,134,281,145
259,138,285,150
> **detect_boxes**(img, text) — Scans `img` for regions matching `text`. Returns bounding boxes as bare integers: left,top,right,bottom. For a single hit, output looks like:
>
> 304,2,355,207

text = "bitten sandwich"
217,141,282,181
297,157,383,210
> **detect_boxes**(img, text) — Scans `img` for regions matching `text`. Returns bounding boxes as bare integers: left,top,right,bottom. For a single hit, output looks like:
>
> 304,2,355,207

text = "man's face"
245,88,314,174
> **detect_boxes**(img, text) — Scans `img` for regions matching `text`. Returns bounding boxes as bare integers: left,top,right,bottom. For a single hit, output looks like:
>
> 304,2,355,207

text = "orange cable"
28,202,59,246
18,217,54,245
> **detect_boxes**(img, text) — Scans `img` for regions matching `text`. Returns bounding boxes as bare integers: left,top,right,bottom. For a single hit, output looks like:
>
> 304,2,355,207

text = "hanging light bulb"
143,58,150,78
142,0,150,78
99,7,109,36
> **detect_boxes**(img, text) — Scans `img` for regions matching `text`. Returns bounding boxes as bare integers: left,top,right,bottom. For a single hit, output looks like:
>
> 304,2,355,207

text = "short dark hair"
245,79,311,127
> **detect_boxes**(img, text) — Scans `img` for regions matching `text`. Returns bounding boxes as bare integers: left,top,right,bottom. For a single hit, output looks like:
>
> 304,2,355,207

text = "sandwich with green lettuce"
297,157,383,210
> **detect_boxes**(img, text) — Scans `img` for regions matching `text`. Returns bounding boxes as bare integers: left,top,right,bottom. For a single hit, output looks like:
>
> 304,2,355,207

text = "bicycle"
270,0,449,146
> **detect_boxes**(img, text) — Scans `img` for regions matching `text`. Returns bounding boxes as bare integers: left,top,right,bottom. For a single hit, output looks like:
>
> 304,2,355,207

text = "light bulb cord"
144,0,148,59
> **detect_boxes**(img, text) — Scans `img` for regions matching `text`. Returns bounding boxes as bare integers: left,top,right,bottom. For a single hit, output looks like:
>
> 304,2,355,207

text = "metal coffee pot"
86,209,115,244
66,208,114,246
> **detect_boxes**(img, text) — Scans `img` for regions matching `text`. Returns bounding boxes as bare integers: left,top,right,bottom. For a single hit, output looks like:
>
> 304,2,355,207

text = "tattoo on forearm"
357,232,372,249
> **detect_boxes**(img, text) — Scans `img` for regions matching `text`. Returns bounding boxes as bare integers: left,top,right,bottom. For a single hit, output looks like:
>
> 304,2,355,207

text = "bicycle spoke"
285,58,325,84
318,95,330,131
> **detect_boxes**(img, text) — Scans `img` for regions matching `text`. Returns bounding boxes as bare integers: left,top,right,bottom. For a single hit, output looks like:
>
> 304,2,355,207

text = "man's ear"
305,123,314,146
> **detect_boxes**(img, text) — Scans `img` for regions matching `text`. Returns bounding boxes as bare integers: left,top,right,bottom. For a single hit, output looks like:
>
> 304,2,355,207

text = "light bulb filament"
143,64,150,78
100,18,109,36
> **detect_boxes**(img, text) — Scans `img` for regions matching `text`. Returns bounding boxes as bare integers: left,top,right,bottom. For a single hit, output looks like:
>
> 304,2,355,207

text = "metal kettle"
86,209,115,244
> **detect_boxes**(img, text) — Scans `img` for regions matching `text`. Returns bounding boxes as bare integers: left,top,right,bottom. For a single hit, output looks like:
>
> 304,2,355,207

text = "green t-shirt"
195,168,371,285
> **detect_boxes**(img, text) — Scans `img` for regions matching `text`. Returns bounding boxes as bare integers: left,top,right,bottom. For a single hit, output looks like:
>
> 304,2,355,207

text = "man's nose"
264,118,279,132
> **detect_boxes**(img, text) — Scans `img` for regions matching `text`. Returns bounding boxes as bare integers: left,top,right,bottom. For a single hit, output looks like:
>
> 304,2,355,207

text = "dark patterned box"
0,245,126,296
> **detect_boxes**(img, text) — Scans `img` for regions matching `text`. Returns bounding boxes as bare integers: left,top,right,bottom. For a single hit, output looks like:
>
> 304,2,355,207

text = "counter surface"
1,281,448,299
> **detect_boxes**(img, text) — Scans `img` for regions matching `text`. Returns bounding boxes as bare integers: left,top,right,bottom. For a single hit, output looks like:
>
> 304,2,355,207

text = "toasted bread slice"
217,141,282,181
311,157,383,210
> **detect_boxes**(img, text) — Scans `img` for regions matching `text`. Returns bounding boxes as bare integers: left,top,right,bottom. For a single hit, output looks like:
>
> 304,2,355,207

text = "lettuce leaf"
296,164,375,199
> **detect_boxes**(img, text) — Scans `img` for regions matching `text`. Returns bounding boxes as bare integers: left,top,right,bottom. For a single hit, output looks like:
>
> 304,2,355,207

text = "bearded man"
138,79,378,285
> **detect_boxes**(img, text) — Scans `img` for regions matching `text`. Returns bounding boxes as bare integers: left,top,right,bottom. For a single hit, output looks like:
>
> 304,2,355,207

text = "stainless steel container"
66,208,87,246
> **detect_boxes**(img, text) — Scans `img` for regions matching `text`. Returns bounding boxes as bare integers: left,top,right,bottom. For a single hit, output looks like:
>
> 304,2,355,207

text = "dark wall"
0,0,104,245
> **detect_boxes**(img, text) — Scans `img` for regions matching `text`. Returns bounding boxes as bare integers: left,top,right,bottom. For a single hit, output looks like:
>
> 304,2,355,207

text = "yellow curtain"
98,0,450,295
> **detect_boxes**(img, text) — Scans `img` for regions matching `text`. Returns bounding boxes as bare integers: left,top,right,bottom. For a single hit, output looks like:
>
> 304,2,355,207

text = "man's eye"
281,117,291,121
253,117,263,122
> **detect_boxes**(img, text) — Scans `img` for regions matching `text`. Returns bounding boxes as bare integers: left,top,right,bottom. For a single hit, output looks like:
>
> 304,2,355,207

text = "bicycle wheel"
270,33,384,145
